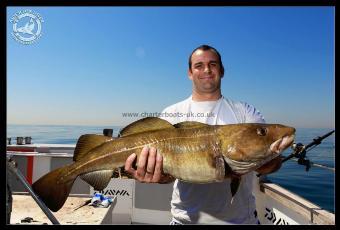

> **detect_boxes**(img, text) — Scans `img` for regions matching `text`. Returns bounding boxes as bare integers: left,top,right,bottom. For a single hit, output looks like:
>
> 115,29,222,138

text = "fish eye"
257,127,267,136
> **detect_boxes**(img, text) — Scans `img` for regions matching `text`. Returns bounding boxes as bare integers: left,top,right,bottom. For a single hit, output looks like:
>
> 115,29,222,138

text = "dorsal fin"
119,117,174,137
173,121,209,129
73,134,113,161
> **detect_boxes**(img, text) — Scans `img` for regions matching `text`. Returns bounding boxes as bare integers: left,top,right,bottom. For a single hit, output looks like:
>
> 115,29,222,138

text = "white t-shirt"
160,95,265,224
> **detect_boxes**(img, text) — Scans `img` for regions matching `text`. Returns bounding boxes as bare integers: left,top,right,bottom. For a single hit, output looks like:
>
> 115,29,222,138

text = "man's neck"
191,91,222,102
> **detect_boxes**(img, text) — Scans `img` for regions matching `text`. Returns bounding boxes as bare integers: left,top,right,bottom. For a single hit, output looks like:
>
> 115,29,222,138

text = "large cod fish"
32,117,295,212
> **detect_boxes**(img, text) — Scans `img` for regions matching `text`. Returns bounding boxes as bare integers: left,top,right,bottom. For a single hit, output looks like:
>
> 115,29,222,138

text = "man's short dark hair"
188,44,225,77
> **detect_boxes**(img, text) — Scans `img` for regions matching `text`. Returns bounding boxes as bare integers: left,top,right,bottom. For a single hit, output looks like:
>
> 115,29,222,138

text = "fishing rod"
281,129,335,171
257,129,335,177
288,158,335,172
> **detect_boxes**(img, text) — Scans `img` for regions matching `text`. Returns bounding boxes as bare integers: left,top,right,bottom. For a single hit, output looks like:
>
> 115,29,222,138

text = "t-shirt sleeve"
243,103,266,124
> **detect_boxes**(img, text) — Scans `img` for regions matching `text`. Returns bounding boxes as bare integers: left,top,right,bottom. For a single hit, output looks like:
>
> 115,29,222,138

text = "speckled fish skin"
64,123,294,182
32,118,295,212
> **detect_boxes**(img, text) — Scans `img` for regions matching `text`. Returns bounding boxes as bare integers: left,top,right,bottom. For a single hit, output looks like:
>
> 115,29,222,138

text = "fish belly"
154,137,225,183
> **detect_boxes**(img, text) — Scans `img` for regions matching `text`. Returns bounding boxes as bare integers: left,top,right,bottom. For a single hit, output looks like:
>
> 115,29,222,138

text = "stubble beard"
193,78,222,94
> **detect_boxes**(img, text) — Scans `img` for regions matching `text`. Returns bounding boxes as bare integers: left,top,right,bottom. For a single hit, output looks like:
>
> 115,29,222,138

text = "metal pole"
6,157,60,225
6,163,12,224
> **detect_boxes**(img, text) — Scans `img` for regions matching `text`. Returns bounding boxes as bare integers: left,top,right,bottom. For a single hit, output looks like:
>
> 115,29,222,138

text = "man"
124,45,282,224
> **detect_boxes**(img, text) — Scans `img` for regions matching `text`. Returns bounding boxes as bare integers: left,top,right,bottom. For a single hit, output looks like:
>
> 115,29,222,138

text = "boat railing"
258,181,335,225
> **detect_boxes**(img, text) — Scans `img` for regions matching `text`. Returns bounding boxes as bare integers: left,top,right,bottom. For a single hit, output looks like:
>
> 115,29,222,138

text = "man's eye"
257,127,267,136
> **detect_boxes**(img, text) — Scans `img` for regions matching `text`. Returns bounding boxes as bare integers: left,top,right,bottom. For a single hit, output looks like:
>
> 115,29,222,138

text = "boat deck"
10,193,115,225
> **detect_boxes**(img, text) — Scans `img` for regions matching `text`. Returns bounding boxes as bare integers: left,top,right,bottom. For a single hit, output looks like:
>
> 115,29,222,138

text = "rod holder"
25,137,32,144
16,137,24,145
103,129,113,137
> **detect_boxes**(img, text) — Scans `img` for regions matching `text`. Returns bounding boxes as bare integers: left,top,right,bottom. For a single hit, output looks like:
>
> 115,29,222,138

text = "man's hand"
124,146,175,183
256,156,283,175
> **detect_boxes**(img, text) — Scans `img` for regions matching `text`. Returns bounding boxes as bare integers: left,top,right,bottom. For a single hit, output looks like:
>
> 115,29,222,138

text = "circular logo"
10,9,44,45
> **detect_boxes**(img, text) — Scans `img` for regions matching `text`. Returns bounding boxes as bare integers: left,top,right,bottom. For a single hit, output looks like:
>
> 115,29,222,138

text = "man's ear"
220,69,224,78
188,69,193,80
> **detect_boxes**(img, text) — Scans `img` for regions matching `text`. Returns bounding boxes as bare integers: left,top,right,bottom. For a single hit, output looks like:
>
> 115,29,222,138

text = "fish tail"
32,165,77,212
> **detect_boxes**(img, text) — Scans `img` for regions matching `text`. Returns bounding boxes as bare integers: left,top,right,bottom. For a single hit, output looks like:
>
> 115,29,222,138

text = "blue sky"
7,7,334,128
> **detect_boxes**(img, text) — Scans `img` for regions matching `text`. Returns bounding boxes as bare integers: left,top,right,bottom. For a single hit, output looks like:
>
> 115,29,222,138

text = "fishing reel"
280,130,334,173
291,143,311,171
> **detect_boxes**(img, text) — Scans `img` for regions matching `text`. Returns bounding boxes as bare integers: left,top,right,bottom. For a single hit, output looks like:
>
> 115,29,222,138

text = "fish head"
220,123,295,175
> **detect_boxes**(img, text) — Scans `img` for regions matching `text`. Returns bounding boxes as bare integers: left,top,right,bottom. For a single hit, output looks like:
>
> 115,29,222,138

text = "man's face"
188,49,223,94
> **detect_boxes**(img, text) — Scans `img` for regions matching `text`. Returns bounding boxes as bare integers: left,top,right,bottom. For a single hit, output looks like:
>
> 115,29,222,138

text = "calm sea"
6,125,335,213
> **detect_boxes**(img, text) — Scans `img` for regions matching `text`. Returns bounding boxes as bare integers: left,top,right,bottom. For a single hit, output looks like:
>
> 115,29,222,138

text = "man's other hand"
256,156,282,175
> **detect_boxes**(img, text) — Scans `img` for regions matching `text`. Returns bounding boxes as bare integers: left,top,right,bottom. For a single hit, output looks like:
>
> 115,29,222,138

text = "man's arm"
255,156,282,175
124,146,175,183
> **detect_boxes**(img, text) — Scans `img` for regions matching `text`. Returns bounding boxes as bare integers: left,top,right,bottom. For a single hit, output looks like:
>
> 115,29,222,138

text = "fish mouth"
270,134,295,154
250,134,295,171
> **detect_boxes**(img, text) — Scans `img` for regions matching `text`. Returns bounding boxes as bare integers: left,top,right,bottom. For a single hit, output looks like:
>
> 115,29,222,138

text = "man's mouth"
200,76,214,80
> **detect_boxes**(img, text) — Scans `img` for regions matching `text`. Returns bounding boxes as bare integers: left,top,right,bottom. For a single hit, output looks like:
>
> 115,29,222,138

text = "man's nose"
204,65,212,73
